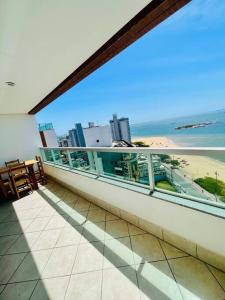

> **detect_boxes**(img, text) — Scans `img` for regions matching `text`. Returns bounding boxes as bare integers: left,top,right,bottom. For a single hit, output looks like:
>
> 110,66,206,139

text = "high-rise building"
75,123,86,147
69,129,78,147
109,114,131,143
68,123,86,147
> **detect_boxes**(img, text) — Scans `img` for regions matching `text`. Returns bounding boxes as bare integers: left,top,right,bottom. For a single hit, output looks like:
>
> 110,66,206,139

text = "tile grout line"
0,234,21,256
62,233,84,299
100,206,107,300
1,191,70,288
28,279,40,300
127,225,142,300
158,239,185,300
205,263,225,293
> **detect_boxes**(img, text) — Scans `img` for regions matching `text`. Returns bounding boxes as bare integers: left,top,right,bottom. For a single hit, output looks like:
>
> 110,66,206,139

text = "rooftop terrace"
0,179,224,300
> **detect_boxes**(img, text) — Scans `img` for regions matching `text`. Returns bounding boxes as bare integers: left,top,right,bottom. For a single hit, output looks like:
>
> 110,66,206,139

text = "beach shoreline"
132,136,225,182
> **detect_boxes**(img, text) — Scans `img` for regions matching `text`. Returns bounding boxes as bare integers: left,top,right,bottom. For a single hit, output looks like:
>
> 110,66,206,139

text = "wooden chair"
5,159,26,180
5,159,20,167
35,156,47,185
0,177,13,200
9,162,33,199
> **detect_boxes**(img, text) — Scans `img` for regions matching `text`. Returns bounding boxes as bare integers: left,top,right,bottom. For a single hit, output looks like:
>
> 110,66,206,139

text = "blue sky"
37,0,225,136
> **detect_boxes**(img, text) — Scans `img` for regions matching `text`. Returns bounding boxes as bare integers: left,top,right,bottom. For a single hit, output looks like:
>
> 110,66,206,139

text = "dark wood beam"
29,0,191,114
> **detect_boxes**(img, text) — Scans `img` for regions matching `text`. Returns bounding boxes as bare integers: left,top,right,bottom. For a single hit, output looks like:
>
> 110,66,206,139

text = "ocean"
131,110,225,147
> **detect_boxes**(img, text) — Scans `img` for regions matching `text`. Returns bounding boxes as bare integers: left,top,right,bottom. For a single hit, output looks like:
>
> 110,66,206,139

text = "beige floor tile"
0,235,19,255
45,214,68,230
31,229,62,250
105,220,129,239
42,245,78,278
25,217,51,232
208,265,225,291
7,232,41,254
6,208,42,221
104,237,134,268
65,270,102,300
37,206,56,217
136,261,183,300
0,281,37,300
56,226,83,247
80,221,105,243
75,198,90,212
72,241,104,274
159,240,189,259
0,285,5,294
102,266,140,300
128,223,145,236
87,208,106,222
131,234,165,264
9,249,52,282
31,276,70,300
106,212,120,221
0,253,26,284
0,211,11,223
0,220,32,236
169,256,225,300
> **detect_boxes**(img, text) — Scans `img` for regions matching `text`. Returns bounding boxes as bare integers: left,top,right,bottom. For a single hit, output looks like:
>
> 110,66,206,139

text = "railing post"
40,148,46,162
51,149,56,164
147,153,155,192
93,151,100,176
67,150,73,169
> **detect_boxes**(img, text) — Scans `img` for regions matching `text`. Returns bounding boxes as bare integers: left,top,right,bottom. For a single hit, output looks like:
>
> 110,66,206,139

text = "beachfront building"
110,114,131,144
1,1,225,299
68,123,86,147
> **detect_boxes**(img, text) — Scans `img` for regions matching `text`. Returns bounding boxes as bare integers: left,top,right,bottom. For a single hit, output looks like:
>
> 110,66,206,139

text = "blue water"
131,110,225,147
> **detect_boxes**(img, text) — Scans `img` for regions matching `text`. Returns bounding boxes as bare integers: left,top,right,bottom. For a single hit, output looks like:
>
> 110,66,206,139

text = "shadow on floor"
0,180,224,299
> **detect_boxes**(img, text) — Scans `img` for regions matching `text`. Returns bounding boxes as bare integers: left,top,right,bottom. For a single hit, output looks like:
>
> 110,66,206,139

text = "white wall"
43,129,58,147
0,114,41,166
83,125,112,147
44,164,225,258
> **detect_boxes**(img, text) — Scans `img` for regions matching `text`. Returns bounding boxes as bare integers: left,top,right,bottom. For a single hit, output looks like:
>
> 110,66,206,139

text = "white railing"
40,146,225,209
40,146,225,155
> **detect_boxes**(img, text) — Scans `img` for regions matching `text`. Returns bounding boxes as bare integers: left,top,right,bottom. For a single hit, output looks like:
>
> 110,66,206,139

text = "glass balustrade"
153,153,225,205
40,147,225,208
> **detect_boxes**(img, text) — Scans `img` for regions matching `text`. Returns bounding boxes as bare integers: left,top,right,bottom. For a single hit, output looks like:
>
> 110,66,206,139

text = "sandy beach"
132,136,225,182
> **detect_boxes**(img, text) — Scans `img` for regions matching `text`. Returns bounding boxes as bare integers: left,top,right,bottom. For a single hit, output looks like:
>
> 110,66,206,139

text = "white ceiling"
0,0,151,114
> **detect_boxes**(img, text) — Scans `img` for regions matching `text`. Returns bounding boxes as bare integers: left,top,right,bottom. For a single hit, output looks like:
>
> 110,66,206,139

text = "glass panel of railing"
41,149,54,163
52,149,70,167
153,153,225,206
68,150,97,173
96,151,150,186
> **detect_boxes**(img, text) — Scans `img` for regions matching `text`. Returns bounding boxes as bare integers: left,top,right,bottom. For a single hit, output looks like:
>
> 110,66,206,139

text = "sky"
37,0,225,136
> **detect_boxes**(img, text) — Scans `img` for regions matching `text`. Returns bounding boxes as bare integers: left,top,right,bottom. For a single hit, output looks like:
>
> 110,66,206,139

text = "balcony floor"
0,180,225,300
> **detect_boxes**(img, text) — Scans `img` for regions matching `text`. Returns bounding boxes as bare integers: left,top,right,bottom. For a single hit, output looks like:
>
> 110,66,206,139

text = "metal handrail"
39,146,225,156
40,146,225,210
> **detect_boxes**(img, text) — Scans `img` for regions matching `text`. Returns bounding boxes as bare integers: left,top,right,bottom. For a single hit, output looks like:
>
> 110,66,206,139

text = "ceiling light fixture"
5,81,15,86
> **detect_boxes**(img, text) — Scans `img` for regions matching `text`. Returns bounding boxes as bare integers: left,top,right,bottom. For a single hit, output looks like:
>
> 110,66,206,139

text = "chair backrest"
35,156,44,171
5,159,20,168
9,162,27,177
